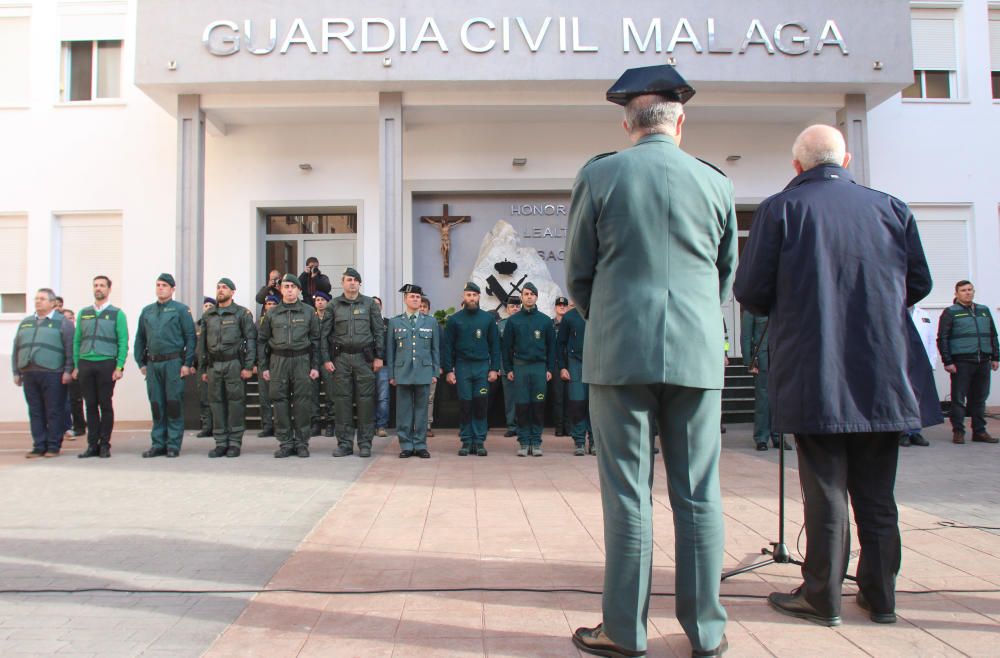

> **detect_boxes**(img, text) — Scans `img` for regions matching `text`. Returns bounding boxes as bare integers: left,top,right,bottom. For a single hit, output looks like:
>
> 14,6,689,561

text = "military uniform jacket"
386,312,440,385
197,303,257,372
257,301,320,371
556,307,586,370
134,300,197,368
323,294,386,361
565,134,738,388
739,310,770,372
501,306,556,373
442,308,501,372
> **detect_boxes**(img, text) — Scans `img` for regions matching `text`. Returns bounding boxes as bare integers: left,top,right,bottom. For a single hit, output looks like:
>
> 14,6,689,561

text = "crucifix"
421,204,470,278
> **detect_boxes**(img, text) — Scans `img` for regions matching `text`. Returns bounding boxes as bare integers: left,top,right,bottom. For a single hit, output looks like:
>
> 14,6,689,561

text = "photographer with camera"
298,257,332,307
255,270,282,310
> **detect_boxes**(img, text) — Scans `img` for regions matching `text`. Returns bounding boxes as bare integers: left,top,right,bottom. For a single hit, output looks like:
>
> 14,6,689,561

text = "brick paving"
0,419,997,657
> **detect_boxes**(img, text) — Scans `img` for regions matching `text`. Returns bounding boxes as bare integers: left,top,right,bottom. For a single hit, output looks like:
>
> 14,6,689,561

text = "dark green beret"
343,267,362,282
157,273,176,287
217,277,236,291
522,282,538,295
281,273,301,288
464,281,481,294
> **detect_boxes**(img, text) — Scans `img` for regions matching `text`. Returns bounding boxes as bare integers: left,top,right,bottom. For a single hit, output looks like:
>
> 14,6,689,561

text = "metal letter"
622,18,661,53
411,17,449,52
815,20,849,55
461,18,496,53
322,18,357,53
515,16,551,52
244,19,277,55
774,22,809,56
203,20,240,56
362,18,396,53
667,17,704,53
280,18,318,54
572,17,598,52
707,18,733,53
739,19,775,55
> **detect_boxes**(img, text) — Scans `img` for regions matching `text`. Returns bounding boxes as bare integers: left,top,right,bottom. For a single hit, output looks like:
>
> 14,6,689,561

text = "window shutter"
913,207,969,307
990,17,1000,70
911,17,957,71
58,214,123,313
0,216,27,294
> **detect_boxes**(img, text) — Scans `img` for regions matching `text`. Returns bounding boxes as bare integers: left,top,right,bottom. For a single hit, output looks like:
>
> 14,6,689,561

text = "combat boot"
208,446,228,458
226,446,240,457
274,446,295,458
297,445,310,458
98,445,111,458
359,445,372,458
332,444,354,457
77,447,99,459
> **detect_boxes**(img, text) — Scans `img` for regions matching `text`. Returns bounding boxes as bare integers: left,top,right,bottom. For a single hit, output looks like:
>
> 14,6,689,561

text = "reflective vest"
15,313,66,371
946,303,994,357
78,305,120,359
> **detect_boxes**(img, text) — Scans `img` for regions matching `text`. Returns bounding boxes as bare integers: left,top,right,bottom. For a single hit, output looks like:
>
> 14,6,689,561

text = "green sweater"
73,304,129,369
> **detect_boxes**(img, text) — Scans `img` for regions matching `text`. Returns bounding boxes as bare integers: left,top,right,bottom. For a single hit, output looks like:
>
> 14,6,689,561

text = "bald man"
735,125,940,627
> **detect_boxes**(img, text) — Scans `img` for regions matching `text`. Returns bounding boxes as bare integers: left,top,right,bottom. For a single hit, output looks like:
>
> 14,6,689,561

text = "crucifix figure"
421,204,471,278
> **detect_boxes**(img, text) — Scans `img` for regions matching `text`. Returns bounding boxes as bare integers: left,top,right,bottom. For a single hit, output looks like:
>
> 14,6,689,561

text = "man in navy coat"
735,125,940,628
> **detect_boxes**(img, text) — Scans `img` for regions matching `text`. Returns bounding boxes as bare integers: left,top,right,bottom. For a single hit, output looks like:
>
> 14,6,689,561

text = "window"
911,206,971,307
0,15,30,106
60,40,121,102
0,215,27,314
990,13,1000,99
903,13,958,100
57,213,122,313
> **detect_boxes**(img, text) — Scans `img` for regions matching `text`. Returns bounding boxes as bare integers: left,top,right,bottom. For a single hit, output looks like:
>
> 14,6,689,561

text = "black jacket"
734,165,941,434
298,268,332,307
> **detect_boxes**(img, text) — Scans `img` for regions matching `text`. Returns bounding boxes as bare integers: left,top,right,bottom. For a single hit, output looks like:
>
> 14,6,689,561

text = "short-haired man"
501,283,555,457
387,284,439,458
73,275,129,458
496,296,521,437
566,66,734,657
259,275,320,457
937,280,999,444
324,268,385,458
255,269,282,310
299,257,332,307
199,278,257,458
736,125,940,628
13,288,75,458
443,282,501,456
134,274,197,458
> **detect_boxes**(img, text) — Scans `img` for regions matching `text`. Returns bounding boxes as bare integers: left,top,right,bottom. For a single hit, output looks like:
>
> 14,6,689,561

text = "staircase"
723,357,755,424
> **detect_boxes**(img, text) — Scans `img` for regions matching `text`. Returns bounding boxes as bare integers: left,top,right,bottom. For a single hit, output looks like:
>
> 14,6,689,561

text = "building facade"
1,0,997,420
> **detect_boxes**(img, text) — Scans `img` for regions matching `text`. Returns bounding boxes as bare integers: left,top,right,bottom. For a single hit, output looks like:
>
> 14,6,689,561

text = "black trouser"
794,433,901,616
78,359,117,449
68,379,86,433
949,359,991,434
549,376,567,433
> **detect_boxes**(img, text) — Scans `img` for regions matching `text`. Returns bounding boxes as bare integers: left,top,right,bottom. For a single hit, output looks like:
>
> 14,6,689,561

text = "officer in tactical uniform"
442,282,501,456
324,268,385,458
502,282,555,457
312,291,335,437
258,274,320,458
497,295,521,437
199,278,257,458
256,295,278,437
197,297,216,438
134,273,197,458
557,302,593,456
740,308,789,451
387,284,439,458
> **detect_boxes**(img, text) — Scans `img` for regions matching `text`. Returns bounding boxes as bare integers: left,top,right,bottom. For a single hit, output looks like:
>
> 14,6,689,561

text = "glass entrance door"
263,212,358,288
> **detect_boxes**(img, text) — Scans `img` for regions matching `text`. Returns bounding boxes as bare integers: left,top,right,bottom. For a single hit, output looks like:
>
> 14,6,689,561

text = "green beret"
281,273,301,288
464,281,481,294
522,282,538,295
343,267,362,282
157,273,176,287
217,277,236,291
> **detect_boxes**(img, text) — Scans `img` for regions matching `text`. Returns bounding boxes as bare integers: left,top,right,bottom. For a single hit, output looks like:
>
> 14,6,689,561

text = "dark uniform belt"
147,352,181,363
270,347,309,358
208,352,240,363
336,344,370,355
513,358,545,366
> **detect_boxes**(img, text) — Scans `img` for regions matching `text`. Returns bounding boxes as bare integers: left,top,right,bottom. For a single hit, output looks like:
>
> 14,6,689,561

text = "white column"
379,92,403,316
176,94,205,311
837,94,870,186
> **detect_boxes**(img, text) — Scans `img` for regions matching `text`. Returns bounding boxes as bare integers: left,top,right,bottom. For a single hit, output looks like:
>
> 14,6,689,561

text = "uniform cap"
522,282,539,295
217,277,236,291
399,283,424,295
264,295,279,304
280,273,301,288
157,273,176,287
313,291,331,302
507,296,521,306
464,282,481,294
606,65,696,106
343,267,362,282
554,296,569,306
203,296,216,306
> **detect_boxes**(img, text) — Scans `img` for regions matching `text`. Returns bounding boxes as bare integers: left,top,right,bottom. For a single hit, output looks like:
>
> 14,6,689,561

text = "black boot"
77,446,99,459
226,446,241,457
208,446,228,458
274,446,294,458
98,444,111,458
332,444,354,457
142,447,167,458
196,429,213,438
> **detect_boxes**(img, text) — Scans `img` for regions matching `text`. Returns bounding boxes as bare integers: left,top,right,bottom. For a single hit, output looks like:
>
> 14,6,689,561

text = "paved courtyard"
0,418,997,657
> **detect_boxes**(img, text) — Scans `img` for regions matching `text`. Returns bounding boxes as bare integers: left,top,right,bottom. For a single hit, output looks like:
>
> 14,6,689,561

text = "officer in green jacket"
134,273,197,458
386,284,440,458
323,268,385,458
258,274,320,458
565,66,735,658
740,309,789,451
496,296,521,437
937,279,1000,444
198,278,257,458
312,291,335,437
256,295,278,437
557,304,592,456
443,282,501,456
501,282,556,457
73,274,128,459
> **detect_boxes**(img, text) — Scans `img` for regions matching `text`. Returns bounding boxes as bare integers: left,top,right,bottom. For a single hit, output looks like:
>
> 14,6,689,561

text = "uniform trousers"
751,369,780,446
501,371,517,432
395,384,430,451
455,359,490,446
590,383,726,654
23,371,68,453
78,359,117,449
949,359,992,434
794,433,901,616
513,362,547,447
206,360,247,447
565,358,591,446
146,358,186,451
333,352,376,449
258,374,274,432
269,354,313,450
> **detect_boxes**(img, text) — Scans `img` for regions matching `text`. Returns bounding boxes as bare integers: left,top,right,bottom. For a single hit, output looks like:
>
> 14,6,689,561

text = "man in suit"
735,125,940,627
386,284,440,458
566,66,736,658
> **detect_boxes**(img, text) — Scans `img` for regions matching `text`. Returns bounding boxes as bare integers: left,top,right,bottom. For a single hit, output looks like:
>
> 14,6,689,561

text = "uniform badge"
475,328,482,339
399,341,404,348
479,387,488,395
353,309,360,315
535,393,545,401
534,329,541,340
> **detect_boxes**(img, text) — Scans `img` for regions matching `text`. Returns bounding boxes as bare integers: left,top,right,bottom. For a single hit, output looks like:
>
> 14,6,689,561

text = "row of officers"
12,269,592,460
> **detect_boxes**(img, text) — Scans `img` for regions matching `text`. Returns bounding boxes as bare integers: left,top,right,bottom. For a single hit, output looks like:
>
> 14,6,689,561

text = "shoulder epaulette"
584,151,617,167
697,158,727,178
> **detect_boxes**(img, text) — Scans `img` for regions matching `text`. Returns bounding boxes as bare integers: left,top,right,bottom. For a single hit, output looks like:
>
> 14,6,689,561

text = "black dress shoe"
78,447,99,459
226,446,240,457
274,446,295,458
208,446,228,458
142,447,166,458
692,634,728,657
98,445,111,458
856,591,897,624
416,449,431,458
909,433,930,447
358,445,372,458
399,450,414,458
767,587,841,626
503,430,517,437
166,449,180,458
296,445,310,458
332,445,353,457
572,624,644,657
196,430,213,438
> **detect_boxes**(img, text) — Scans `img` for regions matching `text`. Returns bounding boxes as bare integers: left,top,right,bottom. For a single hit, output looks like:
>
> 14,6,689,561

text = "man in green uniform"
323,268,385,458
134,273,197,458
73,275,128,459
558,303,593,456
258,274,320,458
387,284,439,458
196,297,216,438
740,309,788,451
496,296,521,437
256,295,278,437
442,282,501,456
501,282,555,457
565,67,736,658
199,278,257,458
312,291,335,437
550,296,570,436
